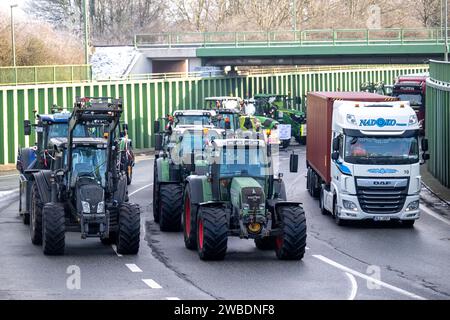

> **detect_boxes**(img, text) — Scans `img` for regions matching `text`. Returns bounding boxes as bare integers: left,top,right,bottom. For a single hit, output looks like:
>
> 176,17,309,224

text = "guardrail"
135,28,446,48
0,65,92,86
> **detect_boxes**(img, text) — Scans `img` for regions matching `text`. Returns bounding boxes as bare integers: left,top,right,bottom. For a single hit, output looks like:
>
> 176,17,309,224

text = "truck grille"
356,178,409,214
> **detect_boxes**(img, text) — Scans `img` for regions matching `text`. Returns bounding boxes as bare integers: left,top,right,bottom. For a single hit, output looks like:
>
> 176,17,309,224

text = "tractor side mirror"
421,138,429,152
24,120,31,136
332,137,340,152
155,134,163,151
331,151,340,161
289,153,299,173
154,120,160,134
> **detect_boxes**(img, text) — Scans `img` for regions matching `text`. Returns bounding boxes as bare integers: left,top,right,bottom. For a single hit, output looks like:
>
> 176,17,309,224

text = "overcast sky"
0,0,27,16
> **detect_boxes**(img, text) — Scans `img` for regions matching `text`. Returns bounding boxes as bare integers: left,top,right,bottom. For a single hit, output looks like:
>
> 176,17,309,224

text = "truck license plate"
374,216,391,221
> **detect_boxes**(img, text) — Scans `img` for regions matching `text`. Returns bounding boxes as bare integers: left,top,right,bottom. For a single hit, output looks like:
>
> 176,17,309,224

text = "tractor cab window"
47,123,93,140
175,115,211,126
217,146,269,178
214,114,239,130
70,146,107,187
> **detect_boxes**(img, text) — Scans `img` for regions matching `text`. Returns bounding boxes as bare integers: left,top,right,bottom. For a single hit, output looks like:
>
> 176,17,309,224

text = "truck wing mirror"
155,134,163,151
289,153,299,173
331,151,340,161
154,120,160,134
421,138,429,152
332,137,340,152
422,153,430,161
24,120,31,136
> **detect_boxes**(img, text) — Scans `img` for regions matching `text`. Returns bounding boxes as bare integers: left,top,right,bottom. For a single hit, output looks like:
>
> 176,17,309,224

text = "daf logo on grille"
374,181,391,185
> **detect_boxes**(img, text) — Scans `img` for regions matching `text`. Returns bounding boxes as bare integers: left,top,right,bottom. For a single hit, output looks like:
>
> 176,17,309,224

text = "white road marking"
0,174,19,179
125,264,143,273
111,244,123,257
166,297,181,300
305,246,310,250
313,255,426,300
142,279,162,289
129,183,153,197
345,272,358,300
420,205,450,227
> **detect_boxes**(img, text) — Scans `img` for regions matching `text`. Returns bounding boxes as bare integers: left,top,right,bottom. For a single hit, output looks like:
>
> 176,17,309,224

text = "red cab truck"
306,92,428,226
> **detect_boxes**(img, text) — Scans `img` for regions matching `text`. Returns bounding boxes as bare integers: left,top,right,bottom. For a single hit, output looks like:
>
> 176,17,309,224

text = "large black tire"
255,237,276,250
308,168,320,198
152,162,160,223
42,203,65,255
159,184,183,232
275,206,307,260
319,187,329,215
30,182,43,245
117,203,140,254
197,206,228,261
183,185,198,250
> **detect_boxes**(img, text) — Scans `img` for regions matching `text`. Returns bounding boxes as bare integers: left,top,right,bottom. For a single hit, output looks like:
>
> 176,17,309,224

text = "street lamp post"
83,0,90,79
10,4,18,67
292,0,297,32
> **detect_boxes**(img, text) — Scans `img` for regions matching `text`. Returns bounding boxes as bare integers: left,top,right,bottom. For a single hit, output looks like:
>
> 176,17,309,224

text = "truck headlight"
406,200,419,211
81,201,90,213
343,200,358,211
97,201,105,213
409,115,418,125
346,114,357,125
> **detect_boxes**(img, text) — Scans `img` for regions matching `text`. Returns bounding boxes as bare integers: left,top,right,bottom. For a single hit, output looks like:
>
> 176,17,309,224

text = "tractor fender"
186,176,208,204
17,147,37,173
32,170,52,204
156,157,171,182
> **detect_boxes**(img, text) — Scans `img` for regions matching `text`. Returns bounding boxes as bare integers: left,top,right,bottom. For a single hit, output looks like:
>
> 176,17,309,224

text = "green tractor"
251,94,307,148
153,113,225,231
182,138,307,260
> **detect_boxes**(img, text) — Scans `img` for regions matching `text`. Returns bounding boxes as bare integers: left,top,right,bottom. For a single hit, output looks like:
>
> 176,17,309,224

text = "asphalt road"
1,145,449,300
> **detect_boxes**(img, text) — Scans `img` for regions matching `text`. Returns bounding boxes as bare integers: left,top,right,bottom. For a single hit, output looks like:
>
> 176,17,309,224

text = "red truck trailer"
306,92,399,189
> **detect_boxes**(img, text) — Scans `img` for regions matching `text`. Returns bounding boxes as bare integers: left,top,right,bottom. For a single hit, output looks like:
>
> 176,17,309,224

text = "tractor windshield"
175,115,211,126
214,113,239,131
47,123,98,139
70,146,107,187
217,146,270,178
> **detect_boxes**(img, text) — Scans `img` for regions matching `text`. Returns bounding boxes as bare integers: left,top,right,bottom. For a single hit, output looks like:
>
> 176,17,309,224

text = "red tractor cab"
392,74,428,132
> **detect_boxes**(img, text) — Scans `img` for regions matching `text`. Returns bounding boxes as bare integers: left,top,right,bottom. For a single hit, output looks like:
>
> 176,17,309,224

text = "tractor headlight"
406,200,419,211
81,201,91,213
242,203,250,210
343,200,358,211
97,201,105,213
259,203,265,210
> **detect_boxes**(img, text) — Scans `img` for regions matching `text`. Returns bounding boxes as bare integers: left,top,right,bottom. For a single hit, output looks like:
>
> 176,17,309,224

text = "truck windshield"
71,147,107,187
218,147,269,178
175,115,211,126
396,94,423,107
344,135,419,165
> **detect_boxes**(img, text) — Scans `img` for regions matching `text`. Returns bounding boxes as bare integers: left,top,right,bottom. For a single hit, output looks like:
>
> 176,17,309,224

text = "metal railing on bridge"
135,28,447,48
0,64,92,86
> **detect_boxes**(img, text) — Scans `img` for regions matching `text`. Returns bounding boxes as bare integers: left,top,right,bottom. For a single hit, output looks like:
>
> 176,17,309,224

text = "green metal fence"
426,60,450,188
0,65,428,165
0,65,92,86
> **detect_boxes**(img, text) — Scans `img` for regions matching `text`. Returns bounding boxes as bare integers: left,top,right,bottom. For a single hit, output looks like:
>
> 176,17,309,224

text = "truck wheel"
183,185,198,250
197,206,228,260
310,170,320,198
401,220,415,228
333,197,346,226
159,184,183,232
152,162,160,223
319,188,329,215
275,206,307,260
117,203,140,254
281,139,291,149
42,203,65,256
30,182,43,245
255,237,276,250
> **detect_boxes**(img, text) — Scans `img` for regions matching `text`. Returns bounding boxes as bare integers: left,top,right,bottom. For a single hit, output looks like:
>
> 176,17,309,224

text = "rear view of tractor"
182,139,307,260
29,97,140,255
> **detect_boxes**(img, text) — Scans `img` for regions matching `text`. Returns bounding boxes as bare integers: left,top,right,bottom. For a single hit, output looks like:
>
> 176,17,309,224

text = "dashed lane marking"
111,244,123,257
313,255,426,300
129,183,153,197
345,272,358,300
142,279,163,289
126,264,143,273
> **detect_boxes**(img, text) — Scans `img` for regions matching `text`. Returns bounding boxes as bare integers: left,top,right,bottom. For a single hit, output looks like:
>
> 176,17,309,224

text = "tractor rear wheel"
117,203,140,254
183,185,198,250
275,206,307,260
255,237,276,250
42,203,65,256
30,182,43,245
152,162,160,223
197,206,228,260
159,184,183,232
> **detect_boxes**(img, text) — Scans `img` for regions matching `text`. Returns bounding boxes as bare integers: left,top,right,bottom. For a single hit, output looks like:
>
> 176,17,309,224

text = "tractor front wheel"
42,203,65,255
183,186,198,250
30,182,43,245
117,203,140,254
152,162,160,223
197,206,228,260
159,184,183,232
275,206,307,260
